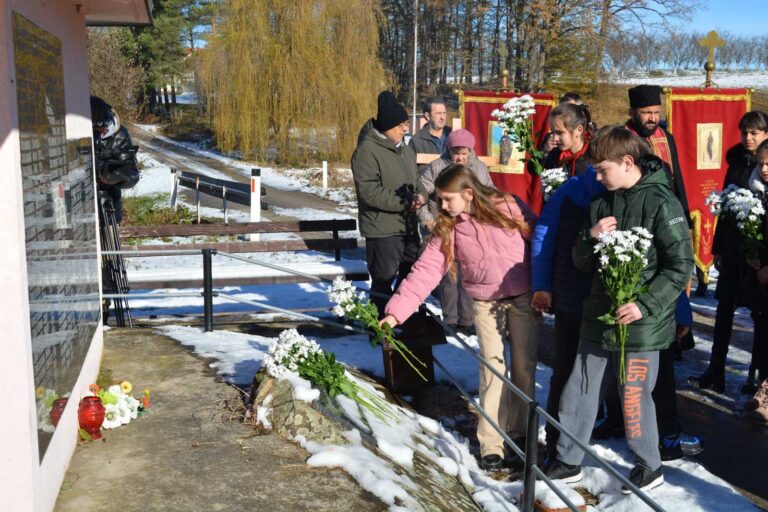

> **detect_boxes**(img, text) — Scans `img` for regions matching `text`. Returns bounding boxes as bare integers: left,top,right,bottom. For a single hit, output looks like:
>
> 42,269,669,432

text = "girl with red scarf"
542,103,594,177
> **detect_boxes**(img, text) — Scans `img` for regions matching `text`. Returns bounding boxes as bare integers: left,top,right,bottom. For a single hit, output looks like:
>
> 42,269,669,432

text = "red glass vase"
49,397,68,427
78,396,105,440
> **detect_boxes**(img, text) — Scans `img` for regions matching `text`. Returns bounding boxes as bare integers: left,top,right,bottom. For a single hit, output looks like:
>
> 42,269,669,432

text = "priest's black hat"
628,85,662,109
375,91,409,132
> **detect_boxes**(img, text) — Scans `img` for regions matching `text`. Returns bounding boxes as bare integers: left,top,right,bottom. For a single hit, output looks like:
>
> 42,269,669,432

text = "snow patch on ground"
157,325,756,511
614,70,768,90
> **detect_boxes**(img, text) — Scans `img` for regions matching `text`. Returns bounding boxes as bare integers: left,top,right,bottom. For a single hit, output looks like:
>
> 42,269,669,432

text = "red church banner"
665,88,751,276
460,90,556,214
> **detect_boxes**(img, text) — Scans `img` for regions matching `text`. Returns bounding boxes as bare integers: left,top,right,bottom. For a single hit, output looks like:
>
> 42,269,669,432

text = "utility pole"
412,0,418,132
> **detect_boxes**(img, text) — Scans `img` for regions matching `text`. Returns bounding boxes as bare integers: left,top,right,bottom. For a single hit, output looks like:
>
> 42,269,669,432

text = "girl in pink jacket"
380,164,538,471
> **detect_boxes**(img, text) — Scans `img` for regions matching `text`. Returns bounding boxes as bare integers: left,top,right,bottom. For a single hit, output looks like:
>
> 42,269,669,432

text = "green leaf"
597,313,616,325
79,428,93,442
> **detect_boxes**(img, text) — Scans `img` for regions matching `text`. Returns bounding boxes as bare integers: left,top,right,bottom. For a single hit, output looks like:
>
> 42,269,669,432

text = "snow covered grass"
614,70,768,90
157,323,757,512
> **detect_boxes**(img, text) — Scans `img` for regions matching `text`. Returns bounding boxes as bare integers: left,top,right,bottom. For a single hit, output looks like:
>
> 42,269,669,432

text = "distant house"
0,1,151,511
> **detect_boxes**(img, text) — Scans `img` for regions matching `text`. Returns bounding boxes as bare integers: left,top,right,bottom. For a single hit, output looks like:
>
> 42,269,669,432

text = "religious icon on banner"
696,123,723,170
487,121,525,174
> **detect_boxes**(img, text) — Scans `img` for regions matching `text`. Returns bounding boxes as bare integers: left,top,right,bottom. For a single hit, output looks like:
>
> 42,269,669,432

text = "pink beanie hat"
447,129,475,150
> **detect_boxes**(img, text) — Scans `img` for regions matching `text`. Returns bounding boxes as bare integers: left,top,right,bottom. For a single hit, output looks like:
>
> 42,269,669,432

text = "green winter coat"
573,155,694,352
352,119,425,238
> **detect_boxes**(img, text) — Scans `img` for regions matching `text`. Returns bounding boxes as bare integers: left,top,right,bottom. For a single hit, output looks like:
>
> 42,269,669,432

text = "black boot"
697,365,725,393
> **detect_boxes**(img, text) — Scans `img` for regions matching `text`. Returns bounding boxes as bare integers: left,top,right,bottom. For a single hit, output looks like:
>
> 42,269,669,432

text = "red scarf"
558,142,590,176
625,122,673,172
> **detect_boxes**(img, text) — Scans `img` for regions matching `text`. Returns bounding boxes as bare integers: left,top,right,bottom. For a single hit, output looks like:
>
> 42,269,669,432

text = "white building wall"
0,1,103,511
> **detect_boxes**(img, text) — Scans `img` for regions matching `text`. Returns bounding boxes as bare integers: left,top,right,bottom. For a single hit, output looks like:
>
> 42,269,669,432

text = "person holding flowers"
698,111,768,393
743,140,768,396
379,164,537,472
546,127,693,493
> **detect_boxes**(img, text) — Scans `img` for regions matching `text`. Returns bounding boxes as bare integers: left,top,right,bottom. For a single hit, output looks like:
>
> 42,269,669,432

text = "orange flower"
89,384,100,396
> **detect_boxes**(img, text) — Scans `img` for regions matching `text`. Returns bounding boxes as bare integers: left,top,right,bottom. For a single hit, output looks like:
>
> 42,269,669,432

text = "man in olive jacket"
547,127,693,494
352,91,426,313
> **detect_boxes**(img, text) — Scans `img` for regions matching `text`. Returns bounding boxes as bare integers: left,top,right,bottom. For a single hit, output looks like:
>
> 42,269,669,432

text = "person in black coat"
697,111,768,393
91,96,140,224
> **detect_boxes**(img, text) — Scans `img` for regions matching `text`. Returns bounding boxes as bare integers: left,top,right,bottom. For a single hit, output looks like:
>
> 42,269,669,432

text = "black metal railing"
101,247,667,512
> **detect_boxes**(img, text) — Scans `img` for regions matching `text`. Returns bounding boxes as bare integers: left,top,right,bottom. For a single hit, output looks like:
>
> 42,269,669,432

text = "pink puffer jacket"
385,196,536,323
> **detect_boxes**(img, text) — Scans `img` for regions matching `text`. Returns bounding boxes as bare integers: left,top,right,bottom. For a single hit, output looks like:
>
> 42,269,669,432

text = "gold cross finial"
699,30,725,86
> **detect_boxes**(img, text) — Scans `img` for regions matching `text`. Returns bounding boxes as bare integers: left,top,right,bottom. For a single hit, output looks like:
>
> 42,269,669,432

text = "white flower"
264,329,322,378
541,167,568,200
102,403,122,429
116,398,131,425
124,396,140,420
108,384,125,398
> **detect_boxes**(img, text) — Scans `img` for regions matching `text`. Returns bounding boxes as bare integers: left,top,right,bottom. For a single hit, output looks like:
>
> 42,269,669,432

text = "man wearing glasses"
352,91,426,314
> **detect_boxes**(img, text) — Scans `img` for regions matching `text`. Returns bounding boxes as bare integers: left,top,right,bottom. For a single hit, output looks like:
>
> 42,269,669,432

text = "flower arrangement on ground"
88,382,150,430
264,328,397,423
540,167,569,201
593,227,653,382
327,276,427,381
706,184,766,257
491,95,544,175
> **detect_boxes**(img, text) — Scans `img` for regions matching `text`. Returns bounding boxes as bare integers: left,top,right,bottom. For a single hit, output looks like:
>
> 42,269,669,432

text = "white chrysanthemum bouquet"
541,167,569,201
491,94,543,175
706,184,765,256
264,329,397,423
327,277,427,381
593,227,653,382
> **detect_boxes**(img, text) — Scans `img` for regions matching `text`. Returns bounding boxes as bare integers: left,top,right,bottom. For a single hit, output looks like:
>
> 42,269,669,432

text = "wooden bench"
118,219,369,288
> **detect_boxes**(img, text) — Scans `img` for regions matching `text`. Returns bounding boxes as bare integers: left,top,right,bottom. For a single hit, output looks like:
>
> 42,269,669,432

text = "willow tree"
202,0,388,163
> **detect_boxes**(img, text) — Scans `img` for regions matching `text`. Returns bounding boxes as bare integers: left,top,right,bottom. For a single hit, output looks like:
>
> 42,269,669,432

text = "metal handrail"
103,246,666,511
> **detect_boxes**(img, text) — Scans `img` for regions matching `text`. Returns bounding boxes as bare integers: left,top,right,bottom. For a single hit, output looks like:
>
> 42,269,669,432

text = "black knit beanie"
375,91,409,132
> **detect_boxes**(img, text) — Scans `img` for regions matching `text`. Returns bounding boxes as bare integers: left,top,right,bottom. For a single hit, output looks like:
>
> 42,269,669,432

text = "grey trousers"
556,340,661,471
439,260,474,326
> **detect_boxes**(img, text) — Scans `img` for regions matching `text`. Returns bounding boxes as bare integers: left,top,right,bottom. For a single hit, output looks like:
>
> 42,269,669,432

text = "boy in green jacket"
546,126,693,494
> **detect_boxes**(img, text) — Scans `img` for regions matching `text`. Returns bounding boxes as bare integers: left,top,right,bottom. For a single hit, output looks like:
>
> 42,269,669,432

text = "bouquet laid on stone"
541,167,569,201
264,329,397,423
327,277,427,381
491,94,543,175
706,184,766,257
593,227,653,383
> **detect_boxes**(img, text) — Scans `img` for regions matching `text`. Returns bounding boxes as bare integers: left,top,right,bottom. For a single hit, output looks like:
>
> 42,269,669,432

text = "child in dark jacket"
541,103,593,177
545,127,693,493
533,168,702,464
698,111,768,392
742,140,768,393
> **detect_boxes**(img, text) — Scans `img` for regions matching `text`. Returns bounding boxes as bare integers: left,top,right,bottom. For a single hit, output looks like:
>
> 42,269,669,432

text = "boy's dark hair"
589,126,652,163
559,92,582,104
738,111,768,133
422,96,446,115
757,139,768,154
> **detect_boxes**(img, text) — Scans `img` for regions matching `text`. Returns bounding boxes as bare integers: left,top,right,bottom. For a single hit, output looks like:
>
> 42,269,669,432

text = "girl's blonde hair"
432,164,529,279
